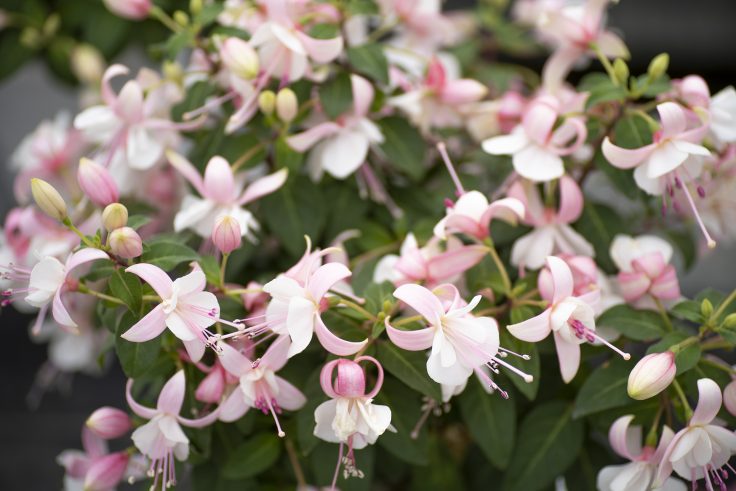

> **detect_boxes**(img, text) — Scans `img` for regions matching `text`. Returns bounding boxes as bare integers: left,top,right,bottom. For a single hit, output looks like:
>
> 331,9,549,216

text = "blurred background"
0,0,735,488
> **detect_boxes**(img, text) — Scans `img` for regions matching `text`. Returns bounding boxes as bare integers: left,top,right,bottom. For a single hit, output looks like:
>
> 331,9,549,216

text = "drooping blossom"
507,175,593,270
508,256,630,383
627,351,677,401
287,75,384,180
126,370,221,489
675,75,736,145
121,263,220,362
169,151,287,239
609,234,680,305
314,357,392,487
466,89,528,142
482,95,587,182
654,378,736,489
376,0,453,54
386,283,532,392
218,337,306,436
86,406,132,439
597,415,686,491
433,191,525,242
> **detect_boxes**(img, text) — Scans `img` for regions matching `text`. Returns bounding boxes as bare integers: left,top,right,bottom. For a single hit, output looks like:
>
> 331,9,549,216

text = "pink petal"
286,122,342,152
167,150,206,196
84,452,129,491
657,102,688,139
440,79,487,105
393,284,445,323
645,142,688,179
549,118,587,157
556,175,584,224
596,31,629,58
125,379,158,420
183,339,206,363
385,318,434,351
157,370,186,415
307,262,352,300
653,431,683,487
690,378,722,426
554,330,581,383
178,406,221,428
608,415,639,460
65,248,109,273
351,74,374,118
649,266,680,300
631,252,667,279
617,271,651,303
101,64,129,107
260,335,290,372
479,197,525,230
427,245,486,284
203,156,235,201
542,46,582,91
239,168,288,205
295,31,343,64
507,179,544,226
121,304,167,342
82,426,108,459
217,341,252,377
442,214,483,239
547,256,574,302
126,263,173,298
275,376,307,411
523,96,558,145
602,138,655,169
52,290,77,331
507,309,552,342
218,390,249,422
314,315,367,356
116,81,144,121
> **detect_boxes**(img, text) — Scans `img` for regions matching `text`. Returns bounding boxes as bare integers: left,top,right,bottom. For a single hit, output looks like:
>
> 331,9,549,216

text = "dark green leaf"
376,378,429,465
126,215,151,230
573,357,632,418
347,44,389,84
109,269,142,314
222,433,281,479
647,331,701,375
274,136,304,173
376,342,441,400
320,72,353,119
670,300,703,323
613,114,653,149
596,304,667,341
141,239,199,271
573,203,626,273
115,311,160,378
378,117,427,181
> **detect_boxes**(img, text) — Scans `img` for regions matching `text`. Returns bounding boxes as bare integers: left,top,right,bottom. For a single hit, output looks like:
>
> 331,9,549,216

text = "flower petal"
554,330,581,383
218,342,252,377
608,415,640,460
481,129,528,155
649,266,681,300
261,335,290,372
690,378,722,426
125,379,158,420
385,318,434,351
126,126,163,170
52,290,77,331
295,31,343,63
602,137,655,169
286,122,342,152
657,102,688,139
157,370,186,414
167,150,206,196
511,228,555,269
314,314,367,356
556,175,584,224
645,142,688,179
307,263,352,300
275,376,307,411
320,130,370,179
203,156,235,202
426,245,486,284
286,296,316,357
507,309,552,342
218,389,249,422
239,168,288,205
126,263,173,299
513,144,565,182
121,304,167,342
393,284,444,324
547,256,574,302
66,248,109,272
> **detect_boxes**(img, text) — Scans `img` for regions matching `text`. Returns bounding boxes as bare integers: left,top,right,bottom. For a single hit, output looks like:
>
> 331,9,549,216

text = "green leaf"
222,433,281,479
141,239,199,271
614,114,653,149
500,327,539,400
126,215,151,230
274,136,304,173
647,332,701,375
573,357,631,418
582,75,627,109
502,402,583,491
573,203,626,273
109,270,142,314
320,72,353,119
596,304,667,341
364,281,395,315
347,44,389,84
115,312,160,378
670,300,703,323
376,341,441,400
378,117,427,181
199,255,221,287
459,378,516,469
376,378,429,465
297,368,323,456
195,3,224,26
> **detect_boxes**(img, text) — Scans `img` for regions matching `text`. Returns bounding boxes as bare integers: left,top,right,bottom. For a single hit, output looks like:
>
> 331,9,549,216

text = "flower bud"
174,10,189,27
627,351,676,400
102,0,151,20
109,227,143,259
276,88,298,123
30,178,67,221
220,37,259,80
613,58,629,86
723,313,736,329
723,380,736,417
86,406,132,439
212,215,241,254
70,44,105,84
83,452,129,491
259,90,276,116
701,298,713,319
102,203,128,232
195,368,225,403
647,53,669,82
77,158,119,207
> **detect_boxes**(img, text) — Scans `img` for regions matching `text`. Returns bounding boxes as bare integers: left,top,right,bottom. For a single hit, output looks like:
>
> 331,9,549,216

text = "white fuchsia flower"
676,75,736,145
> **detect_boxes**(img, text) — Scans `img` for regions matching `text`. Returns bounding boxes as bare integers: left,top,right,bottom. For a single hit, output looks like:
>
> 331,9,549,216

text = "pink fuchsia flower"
627,351,677,401
433,191,525,242
654,379,736,489
538,253,597,301
287,75,384,180
86,406,132,439
109,227,143,259
121,263,220,362
77,157,119,207
169,151,287,240
218,337,306,436
19,248,109,334
610,234,680,304
389,56,487,134
482,95,588,182
386,283,532,389
372,233,487,288
537,0,628,90
675,75,736,145
126,370,221,489
724,379,736,417
508,256,630,383
57,427,131,491
597,415,685,491
507,175,593,270
376,0,453,52
103,0,151,20
212,215,242,254
314,357,392,487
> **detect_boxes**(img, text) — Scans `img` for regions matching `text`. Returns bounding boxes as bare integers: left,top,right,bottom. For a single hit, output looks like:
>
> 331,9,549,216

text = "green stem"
713,288,736,321
63,218,98,249
700,338,732,352
645,404,664,447
484,241,511,296
149,5,182,32
669,335,699,354
591,42,618,85
671,379,693,421
223,287,262,296
393,315,423,327
219,253,230,288
652,297,673,331
337,298,376,321
699,357,736,375
78,284,125,305
231,142,267,171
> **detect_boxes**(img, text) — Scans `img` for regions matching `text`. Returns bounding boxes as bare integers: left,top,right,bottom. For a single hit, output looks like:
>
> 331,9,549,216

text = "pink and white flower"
57,427,132,491
433,190,525,241
507,256,629,383
610,234,680,304
675,75,736,145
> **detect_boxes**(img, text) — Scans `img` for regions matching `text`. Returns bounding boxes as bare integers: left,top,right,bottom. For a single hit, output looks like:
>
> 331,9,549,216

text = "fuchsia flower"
103,0,151,20
287,75,384,180
77,157,119,207
610,234,680,305
655,379,736,489
121,264,220,362
675,75,736,145
538,253,597,301
126,370,221,489
482,95,587,182
597,415,685,491
86,406,132,439
386,283,532,391
433,192,524,242
314,357,392,487
508,256,630,383
507,175,593,270
627,352,676,401
218,337,306,436
169,151,287,239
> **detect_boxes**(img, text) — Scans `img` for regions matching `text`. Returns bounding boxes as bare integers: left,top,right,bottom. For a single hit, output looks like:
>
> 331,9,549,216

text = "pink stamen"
436,142,465,196
183,91,237,121
568,319,631,360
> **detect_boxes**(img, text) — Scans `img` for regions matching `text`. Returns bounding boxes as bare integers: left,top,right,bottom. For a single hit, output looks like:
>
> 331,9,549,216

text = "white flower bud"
627,351,676,400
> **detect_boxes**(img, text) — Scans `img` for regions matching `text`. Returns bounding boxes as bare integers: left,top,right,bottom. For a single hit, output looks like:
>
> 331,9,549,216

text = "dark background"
1,1,735,489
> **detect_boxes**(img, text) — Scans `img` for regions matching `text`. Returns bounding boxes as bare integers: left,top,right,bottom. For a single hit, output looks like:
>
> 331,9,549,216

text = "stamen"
676,172,717,249
498,347,531,360
490,357,534,383
436,142,465,196
568,319,630,360
410,399,436,439
476,367,508,399
183,91,237,120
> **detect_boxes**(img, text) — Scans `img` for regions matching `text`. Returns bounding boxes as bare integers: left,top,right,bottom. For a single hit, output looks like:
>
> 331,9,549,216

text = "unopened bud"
276,88,298,123
86,406,132,439
102,0,151,20
212,215,241,254
163,60,183,85
77,158,119,207
627,351,676,400
723,313,736,329
701,298,714,319
30,178,67,221
195,369,225,403
724,380,736,417
83,451,129,491
70,44,105,84
102,203,128,232
190,0,203,15
613,58,629,86
647,53,669,82
220,37,259,80
259,90,276,116
109,227,143,259
174,10,189,26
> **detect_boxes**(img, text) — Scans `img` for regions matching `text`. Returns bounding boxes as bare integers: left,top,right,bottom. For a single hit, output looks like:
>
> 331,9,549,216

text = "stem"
436,142,465,196
219,253,230,288
149,5,182,32
700,338,733,352
223,287,263,296
78,284,125,305
652,297,673,331
63,218,98,249
669,335,699,354
699,357,736,375
485,241,511,296
671,379,693,421
393,315,423,327
591,42,618,85
337,299,376,321
645,404,664,447
285,438,307,488
142,295,161,303
514,299,548,308
713,288,736,321
231,142,267,171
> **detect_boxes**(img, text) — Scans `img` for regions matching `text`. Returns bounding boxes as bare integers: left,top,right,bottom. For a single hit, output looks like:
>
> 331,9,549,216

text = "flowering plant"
4,0,736,489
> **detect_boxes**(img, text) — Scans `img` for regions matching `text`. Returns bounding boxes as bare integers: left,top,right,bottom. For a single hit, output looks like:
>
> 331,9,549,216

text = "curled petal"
239,168,288,205
393,284,444,324
101,64,129,107
217,341,252,377
356,355,384,399
542,46,582,92
66,248,109,272
385,318,434,351
649,266,681,301
554,330,581,383
507,309,552,342
157,370,186,415
125,379,158,420
426,245,486,284
320,359,341,398
479,197,525,230
608,415,640,460
167,150,206,196
287,122,342,152
260,335,290,372
556,175,584,224
126,263,173,298
218,390,249,422
314,315,367,356
547,256,574,303
657,102,688,138
602,137,655,169
121,304,167,342
523,97,558,145
52,290,77,331
351,74,374,118
295,31,343,64
307,262,352,300
178,406,221,428
690,378,722,426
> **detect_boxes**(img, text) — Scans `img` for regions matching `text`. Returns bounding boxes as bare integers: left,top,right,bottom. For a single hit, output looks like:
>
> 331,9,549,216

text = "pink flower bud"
195,367,226,403
83,452,129,491
320,357,384,399
220,37,259,80
78,158,119,207
724,380,736,417
86,406,132,439
103,0,151,20
627,352,676,400
109,227,143,259
212,215,241,254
